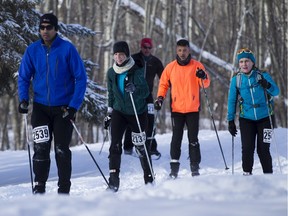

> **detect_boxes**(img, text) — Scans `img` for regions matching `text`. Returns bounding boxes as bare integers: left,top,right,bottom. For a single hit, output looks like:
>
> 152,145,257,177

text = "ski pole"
129,92,155,181
201,79,229,170
99,129,109,155
70,120,109,186
232,136,234,175
263,89,282,174
23,114,34,193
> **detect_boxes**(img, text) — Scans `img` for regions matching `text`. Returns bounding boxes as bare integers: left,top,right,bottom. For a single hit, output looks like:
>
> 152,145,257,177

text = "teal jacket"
107,64,149,115
227,68,279,121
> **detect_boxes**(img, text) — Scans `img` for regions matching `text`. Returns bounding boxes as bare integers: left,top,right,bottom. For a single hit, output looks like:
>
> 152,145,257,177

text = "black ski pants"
123,111,157,151
31,102,73,190
109,110,152,177
170,112,201,164
239,117,273,173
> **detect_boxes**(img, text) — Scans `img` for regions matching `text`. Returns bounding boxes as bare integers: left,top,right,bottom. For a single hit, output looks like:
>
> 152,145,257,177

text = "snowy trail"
0,128,287,216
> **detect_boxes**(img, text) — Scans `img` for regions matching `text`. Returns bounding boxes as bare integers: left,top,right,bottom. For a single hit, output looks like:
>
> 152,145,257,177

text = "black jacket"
132,52,164,102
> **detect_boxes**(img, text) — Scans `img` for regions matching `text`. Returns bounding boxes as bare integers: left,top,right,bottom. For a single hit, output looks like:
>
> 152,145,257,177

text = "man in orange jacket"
154,39,210,178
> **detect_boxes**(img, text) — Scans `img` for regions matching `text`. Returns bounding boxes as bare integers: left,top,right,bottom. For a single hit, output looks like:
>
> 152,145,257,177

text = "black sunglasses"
142,46,152,50
39,25,54,31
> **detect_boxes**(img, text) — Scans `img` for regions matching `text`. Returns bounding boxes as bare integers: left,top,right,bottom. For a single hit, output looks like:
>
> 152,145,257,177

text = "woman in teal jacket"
105,41,153,192
227,48,279,175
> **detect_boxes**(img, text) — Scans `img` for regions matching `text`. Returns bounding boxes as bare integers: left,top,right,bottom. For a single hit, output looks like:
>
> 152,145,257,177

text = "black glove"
154,96,164,111
196,68,207,79
104,115,111,129
62,107,76,121
258,78,271,89
125,82,136,93
18,100,29,114
228,121,237,137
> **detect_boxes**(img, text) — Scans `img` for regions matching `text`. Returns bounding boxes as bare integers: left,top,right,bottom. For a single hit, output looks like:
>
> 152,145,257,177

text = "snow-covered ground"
0,128,287,216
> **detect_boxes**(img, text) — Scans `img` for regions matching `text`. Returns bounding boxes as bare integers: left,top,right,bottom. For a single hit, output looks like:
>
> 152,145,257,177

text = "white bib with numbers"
131,131,146,146
147,103,154,115
33,125,50,143
263,128,273,143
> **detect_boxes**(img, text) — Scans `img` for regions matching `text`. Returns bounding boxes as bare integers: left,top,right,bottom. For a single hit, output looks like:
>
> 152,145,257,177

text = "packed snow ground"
0,128,287,216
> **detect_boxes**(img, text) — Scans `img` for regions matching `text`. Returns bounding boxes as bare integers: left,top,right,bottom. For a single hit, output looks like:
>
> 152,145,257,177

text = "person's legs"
53,106,73,194
129,112,153,184
31,103,52,194
169,113,185,178
256,117,273,173
108,110,127,191
186,112,201,176
239,118,257,174
123,126,134,154
146,113,157,151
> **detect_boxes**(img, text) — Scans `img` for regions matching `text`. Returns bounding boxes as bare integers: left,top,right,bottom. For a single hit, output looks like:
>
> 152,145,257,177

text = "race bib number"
147,103,154,114
131,131,146,146
33,125,50,143
263,128,273,143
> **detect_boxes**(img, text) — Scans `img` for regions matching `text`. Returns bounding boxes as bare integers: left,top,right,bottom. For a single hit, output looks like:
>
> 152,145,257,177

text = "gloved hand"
125,82,136,93
62,107,76,121
104,115,111,129
154,96,164,111
18,100,29,114
196,68,207,79
228,120,237,137
258,78,271,89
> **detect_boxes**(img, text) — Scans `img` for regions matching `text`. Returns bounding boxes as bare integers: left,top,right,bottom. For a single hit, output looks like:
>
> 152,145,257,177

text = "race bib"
147,103,154,114
131,131,146,146
263,128,273,143
33,125,50,143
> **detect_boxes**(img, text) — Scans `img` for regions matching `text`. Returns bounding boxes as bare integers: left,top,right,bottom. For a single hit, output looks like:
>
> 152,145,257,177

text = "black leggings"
239,117,273,173
170,112,200,162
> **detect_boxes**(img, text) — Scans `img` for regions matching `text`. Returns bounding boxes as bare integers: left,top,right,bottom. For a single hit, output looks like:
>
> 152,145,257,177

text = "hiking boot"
169,161,180,179
33,182,46,194
107,170,120,192
191,163,200,177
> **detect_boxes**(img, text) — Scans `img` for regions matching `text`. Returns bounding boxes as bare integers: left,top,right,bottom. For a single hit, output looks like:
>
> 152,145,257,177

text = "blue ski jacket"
227,69,279,121
18,35,87,110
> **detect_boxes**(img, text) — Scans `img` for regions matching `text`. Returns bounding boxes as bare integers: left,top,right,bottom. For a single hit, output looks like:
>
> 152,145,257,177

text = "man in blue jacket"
18,13,87,194
227,48,279,175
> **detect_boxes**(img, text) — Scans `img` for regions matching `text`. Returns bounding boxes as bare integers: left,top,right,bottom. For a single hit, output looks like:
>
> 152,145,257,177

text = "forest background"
0,0,287,150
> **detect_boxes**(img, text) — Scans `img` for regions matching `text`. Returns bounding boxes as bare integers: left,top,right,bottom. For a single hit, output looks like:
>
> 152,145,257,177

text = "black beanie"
113,41,130,57
40,13,58,30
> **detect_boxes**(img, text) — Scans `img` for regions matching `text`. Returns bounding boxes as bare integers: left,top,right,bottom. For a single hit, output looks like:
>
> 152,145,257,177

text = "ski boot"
33,182,46,194
169,161,180,179
191,163,200,177
107,169,120,192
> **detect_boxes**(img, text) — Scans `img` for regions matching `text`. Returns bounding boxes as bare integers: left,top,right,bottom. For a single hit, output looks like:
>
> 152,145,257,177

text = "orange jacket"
157,59,210,113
